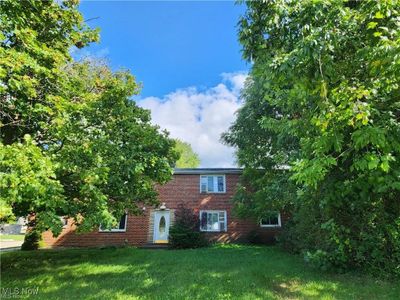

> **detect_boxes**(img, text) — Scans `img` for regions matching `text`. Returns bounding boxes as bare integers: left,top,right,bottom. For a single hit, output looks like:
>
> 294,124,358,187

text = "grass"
0,234,25,241
1,245,398,299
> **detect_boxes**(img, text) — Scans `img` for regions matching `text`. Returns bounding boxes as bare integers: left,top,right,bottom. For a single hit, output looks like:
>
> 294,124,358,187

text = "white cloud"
138,72,247,168
70,47,110,61
221,72,248,95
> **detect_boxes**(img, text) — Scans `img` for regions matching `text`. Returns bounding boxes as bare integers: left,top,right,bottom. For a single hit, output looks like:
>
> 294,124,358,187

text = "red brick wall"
42,174,281,247
42,213,150,248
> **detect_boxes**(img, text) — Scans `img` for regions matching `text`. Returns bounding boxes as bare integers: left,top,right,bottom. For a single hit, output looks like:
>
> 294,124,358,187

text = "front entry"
153,211,170,244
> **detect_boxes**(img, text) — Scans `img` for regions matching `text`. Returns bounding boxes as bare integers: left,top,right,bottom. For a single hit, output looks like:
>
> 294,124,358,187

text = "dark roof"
173,168,243,175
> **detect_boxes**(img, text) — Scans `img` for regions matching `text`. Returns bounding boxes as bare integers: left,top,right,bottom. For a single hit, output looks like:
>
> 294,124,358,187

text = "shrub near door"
169,204,208,249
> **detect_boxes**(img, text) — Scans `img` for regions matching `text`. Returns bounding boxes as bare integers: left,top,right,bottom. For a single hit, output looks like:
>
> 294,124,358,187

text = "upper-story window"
200,175,226,193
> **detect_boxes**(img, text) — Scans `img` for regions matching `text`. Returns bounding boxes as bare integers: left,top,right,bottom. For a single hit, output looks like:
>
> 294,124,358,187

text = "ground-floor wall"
42,211,281,248
42,174,282,248
42,213,150,248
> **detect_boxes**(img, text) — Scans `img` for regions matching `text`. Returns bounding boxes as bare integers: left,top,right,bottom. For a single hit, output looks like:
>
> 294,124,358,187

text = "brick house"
42,168,282,248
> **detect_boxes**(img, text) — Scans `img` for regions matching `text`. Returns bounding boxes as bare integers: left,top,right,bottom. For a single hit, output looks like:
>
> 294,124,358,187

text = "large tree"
0,0,98,145
174,139,200,168
1,0,97,227
225,0,400,276
0,1,177,242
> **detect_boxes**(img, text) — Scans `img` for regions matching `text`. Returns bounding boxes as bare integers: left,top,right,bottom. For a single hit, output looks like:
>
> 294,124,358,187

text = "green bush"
21,230,41,251
169,204,208,249
279,194,400,278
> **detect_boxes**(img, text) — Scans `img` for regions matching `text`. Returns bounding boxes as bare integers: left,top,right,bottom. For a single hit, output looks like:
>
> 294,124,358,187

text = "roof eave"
173,168,243,175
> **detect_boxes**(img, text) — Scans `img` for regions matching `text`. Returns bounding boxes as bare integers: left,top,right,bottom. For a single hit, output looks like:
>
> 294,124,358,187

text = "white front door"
153,211,170,243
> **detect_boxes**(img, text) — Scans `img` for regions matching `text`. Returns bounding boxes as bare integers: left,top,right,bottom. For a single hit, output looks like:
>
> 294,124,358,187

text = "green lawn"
0,234,25,241
1,245,398,299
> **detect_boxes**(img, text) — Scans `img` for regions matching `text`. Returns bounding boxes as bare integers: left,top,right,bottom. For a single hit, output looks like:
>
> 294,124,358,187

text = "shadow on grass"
1,245,399,299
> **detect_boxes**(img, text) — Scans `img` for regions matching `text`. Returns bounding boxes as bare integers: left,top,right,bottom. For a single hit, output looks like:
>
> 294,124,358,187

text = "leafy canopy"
0,0,99,145
0,1,178,236
174,139,200,168
225,0,400,276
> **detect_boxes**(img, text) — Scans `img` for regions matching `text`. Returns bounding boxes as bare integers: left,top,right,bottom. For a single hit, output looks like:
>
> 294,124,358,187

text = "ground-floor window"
260,212,281,228
200,210,227,232
99,214,127,232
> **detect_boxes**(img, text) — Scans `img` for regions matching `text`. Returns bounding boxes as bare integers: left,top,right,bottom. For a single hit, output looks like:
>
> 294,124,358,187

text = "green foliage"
48,60,178,232
174,139,200,168
0,0,99,145
169,225,207,249
0,1,178,238
0,199,14,223
0,136,65,234
20,230,41,251
169,204,208,249
0,0,98,233
225,0,400,277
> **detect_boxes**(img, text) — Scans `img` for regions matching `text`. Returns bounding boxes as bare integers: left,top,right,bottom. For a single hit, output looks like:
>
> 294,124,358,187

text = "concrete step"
140,243,169,249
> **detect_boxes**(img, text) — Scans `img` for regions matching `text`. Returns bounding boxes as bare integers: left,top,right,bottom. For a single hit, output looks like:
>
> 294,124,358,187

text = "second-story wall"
157,173,258,242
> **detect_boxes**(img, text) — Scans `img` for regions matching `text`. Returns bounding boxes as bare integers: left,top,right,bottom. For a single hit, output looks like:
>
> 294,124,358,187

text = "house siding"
42,173,281,247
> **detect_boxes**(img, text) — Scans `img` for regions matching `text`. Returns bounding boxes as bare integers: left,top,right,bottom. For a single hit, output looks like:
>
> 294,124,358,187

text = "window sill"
260,225,281,228
98,229,127,233
200,192,226,194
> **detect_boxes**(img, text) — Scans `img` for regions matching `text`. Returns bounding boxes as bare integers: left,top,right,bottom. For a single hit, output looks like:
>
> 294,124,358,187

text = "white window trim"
99,214,128,232
199,175,226,194
199,210,227,232
260,213,281,228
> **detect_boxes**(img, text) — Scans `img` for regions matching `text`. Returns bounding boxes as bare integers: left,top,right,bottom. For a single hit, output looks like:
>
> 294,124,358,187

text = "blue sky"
78,1,248,98
76,1,249,167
